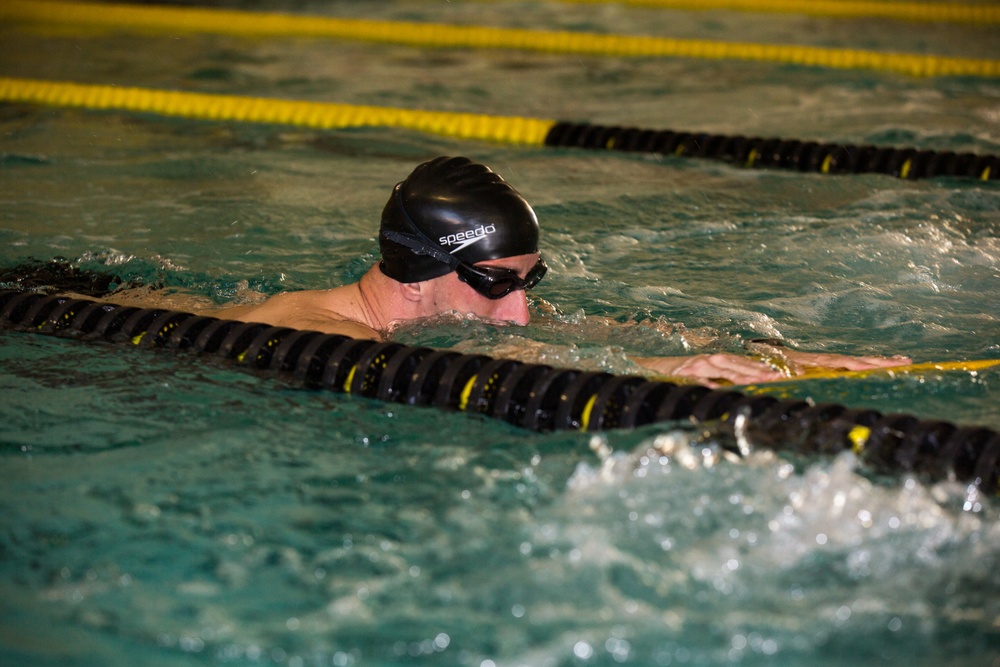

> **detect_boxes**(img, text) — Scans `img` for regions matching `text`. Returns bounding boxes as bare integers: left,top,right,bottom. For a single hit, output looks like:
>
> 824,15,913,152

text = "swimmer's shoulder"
207,288,381,340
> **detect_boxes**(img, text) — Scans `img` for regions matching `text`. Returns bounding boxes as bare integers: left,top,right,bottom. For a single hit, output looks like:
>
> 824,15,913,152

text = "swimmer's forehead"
475,253,540,272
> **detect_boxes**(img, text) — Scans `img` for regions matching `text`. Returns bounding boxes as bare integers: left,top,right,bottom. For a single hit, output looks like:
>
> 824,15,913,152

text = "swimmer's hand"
633,354,786,388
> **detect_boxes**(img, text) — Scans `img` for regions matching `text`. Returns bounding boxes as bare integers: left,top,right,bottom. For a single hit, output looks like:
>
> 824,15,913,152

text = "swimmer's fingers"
782,350,912,372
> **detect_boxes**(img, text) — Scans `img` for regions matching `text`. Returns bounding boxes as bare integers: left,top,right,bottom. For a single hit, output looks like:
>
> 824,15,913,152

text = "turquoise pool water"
2,2,1000,665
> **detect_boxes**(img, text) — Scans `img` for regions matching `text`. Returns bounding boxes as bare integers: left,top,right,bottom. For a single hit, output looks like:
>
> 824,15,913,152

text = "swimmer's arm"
631,354,785,388
631,348,910,388
774,348,911,373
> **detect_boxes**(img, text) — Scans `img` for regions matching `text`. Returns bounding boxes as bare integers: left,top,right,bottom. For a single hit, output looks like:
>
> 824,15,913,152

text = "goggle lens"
458,258,547,300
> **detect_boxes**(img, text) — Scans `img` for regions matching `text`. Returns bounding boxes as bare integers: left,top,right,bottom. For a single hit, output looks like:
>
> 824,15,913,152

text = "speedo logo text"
438,224,497,253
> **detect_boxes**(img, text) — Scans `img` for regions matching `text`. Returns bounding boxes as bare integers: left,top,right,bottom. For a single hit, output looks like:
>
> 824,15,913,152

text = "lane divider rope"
3,1,998,78
785,359,1000,381
3,77,997,180
500,0,1000,24
543,121,1000,180
2,289,998,493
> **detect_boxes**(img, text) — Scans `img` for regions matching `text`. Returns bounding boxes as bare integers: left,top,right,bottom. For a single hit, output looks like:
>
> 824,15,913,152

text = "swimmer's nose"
498,290,530,326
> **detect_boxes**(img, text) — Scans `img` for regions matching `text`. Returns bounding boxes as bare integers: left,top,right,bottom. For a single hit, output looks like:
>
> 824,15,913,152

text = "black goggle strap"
381,230,460,269
383,183,463,266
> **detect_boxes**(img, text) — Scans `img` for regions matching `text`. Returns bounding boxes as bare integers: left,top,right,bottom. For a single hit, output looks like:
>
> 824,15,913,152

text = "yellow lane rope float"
0,77,554,146
3,1,998,78
738,359,1000,395
793,358,1000,381
512,0,1000,24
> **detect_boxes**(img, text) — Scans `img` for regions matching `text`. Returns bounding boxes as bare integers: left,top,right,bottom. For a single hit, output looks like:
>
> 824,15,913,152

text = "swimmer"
208,156,909,386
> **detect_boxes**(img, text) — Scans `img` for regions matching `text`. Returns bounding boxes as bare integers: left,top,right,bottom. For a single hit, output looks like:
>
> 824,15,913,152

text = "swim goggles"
455,257,547,300
382,229,546,300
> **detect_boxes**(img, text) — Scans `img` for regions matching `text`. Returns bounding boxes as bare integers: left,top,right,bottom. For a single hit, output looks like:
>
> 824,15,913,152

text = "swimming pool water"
2,1,1000,665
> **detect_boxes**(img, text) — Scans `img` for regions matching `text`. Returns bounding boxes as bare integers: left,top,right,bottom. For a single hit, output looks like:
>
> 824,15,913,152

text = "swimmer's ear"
398,280,424,303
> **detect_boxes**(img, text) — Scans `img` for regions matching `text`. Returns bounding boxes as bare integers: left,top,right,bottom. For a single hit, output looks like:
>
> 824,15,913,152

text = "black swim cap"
378,156,539,283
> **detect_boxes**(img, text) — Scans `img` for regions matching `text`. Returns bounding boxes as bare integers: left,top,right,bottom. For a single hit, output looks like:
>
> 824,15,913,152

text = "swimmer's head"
378,156,540,283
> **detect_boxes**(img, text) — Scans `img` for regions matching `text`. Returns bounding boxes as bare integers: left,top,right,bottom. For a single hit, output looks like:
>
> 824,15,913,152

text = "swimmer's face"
424,253,540,326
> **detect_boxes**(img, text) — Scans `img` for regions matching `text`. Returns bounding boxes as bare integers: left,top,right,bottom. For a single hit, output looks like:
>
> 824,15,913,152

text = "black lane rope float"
544,122,1000,180
3,288,999,494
